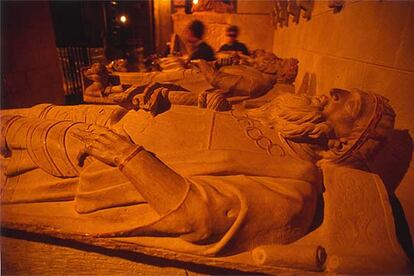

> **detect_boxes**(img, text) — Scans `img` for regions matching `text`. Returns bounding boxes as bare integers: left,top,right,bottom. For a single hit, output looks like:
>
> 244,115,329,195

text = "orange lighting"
120,15,127,23
193,0,199,5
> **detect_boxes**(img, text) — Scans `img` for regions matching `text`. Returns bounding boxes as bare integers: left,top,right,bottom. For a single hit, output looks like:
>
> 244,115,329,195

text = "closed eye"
331,92,340,102
329,88,350,102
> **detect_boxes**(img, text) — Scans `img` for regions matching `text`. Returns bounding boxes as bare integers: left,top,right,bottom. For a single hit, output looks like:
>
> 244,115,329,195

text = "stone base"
1,165,411,274
0,232,231,275
1,229,310,275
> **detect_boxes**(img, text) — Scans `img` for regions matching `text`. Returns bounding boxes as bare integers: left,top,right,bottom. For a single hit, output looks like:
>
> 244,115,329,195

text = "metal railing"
57,47,105,96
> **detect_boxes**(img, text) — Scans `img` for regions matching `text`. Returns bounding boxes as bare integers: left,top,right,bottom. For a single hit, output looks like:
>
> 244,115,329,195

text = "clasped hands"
110,82,173,115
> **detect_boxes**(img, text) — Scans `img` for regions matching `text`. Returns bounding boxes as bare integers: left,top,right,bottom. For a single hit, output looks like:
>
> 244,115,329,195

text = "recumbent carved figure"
83,50,299,106
0,87,395,259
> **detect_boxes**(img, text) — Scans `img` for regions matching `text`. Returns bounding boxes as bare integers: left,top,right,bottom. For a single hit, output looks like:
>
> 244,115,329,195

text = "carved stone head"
321,88,395,165
249,89,395,166
84,63,109,85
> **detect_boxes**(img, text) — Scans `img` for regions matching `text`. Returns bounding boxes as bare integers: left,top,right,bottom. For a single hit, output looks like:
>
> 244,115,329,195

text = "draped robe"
1,104,321,255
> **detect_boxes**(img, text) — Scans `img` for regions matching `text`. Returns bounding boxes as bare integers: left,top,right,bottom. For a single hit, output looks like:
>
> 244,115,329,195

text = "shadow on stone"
1,228,259,275
368,129,413,261
369,129,413,193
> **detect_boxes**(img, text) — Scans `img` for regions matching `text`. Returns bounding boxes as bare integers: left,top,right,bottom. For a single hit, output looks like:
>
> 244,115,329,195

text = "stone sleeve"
118,151,316,253
118,150,241,244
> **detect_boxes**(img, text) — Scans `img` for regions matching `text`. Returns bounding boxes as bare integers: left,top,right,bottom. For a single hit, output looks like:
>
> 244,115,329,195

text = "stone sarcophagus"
0,87,411,274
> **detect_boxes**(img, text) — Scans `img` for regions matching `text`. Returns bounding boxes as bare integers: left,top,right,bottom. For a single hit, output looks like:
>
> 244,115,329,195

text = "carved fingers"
132,83,170,116
110,83,172,115
71,125,137,167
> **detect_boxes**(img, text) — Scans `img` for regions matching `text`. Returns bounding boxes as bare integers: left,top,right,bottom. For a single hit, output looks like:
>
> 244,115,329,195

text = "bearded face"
248,89,395,165
322,89,367,139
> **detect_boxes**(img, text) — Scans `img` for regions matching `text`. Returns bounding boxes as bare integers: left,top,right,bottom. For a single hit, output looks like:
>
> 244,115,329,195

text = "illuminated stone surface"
273,0,414,252
1,88,410,273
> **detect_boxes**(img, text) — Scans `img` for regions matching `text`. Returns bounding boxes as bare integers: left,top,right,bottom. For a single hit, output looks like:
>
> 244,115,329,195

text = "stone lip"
0,221,318,275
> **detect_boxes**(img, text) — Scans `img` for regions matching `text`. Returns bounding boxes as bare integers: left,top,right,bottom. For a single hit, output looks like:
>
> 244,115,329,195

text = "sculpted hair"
248,90,395,166
248,93,331,141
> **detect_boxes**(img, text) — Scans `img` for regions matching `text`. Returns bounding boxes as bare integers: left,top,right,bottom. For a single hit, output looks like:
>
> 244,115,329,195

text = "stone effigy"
84,50,299,106
0,88,411,274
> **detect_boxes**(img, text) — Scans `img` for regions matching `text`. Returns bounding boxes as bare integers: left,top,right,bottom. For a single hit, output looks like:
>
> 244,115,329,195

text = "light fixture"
120,15,127,23
193,0,199,5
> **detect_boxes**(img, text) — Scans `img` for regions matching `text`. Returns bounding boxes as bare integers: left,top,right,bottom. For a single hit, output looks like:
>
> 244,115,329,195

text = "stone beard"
249,90,395,165
248,93,331,141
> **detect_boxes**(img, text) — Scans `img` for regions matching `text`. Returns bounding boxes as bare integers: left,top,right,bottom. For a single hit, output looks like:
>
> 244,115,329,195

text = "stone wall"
273,0,414,253
172,1,274,53
1,1,64,108
154,0,173,55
